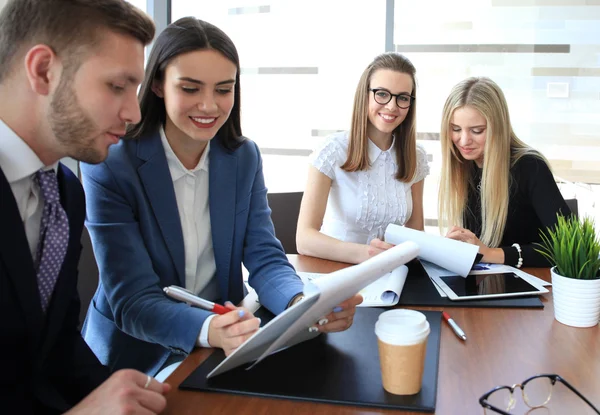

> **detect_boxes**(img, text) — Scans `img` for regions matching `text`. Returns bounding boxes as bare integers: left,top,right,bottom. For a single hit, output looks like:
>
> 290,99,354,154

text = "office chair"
564,198,578,218
77,226,99,328
266,191,304,254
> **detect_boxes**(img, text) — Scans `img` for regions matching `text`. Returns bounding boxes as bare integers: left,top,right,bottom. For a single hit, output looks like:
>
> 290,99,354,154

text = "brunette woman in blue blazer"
80,17,362,377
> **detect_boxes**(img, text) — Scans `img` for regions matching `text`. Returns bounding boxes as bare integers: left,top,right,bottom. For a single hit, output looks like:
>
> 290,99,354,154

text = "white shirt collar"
367,135,396,165
0,119,56,183
159,126,210,182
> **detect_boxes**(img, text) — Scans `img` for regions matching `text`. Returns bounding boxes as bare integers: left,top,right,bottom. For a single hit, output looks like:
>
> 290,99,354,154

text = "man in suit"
0,1,170,413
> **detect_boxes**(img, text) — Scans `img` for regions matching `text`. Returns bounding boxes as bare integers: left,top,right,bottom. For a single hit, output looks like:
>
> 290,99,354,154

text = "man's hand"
65,369,170,415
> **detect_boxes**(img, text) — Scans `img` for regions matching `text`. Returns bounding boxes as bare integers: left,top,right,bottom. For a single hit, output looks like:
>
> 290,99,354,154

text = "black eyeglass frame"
479,373,600,415
368,88,415,109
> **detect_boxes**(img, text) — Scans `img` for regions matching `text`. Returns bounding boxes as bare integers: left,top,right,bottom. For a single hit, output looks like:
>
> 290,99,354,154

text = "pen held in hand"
442,311,467,341
163,286,229,315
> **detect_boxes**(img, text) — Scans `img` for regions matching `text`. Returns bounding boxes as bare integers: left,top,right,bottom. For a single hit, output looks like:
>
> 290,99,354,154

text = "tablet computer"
206,241,419,378
430,272,549,301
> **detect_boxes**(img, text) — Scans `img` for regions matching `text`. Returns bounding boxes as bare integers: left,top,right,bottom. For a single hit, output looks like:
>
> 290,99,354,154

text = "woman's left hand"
446,226,489,253
315,294,363,333
367,238,395,258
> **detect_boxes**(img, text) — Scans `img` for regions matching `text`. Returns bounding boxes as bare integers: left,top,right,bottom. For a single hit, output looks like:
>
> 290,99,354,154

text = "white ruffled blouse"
310,131,430,244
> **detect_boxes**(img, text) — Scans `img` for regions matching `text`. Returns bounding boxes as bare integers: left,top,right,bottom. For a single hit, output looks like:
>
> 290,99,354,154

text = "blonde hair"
341,52,418,182
438,77,546,247
477,274,506,295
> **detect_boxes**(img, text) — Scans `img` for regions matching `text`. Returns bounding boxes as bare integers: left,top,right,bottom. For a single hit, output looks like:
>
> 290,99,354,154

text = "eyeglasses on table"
479,373,600,414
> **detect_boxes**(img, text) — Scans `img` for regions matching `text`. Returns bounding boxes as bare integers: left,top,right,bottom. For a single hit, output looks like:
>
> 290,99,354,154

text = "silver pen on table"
442,311,467,341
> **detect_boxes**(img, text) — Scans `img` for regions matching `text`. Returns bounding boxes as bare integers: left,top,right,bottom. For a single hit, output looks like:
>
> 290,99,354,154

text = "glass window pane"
171,1,386,192
170,0,600,228
393,0,600,229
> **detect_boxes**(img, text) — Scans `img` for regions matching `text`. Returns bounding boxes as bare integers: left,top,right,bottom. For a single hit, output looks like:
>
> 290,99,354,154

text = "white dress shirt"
159,127,217,348
310,131,430,244
0,119,56,260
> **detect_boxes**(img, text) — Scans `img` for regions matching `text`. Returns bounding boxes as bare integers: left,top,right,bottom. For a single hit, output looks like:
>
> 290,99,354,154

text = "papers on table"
383,224,550,295
207,241,420,378
384,224,479,277
298,265,409,307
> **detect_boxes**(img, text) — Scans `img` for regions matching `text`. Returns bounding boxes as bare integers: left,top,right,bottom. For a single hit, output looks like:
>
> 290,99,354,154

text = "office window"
172,0,600,230
171,0,387,192
394,0,600,229
125,0,147,13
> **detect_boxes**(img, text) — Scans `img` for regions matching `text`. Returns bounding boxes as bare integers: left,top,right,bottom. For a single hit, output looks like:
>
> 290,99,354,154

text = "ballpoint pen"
472,264,490,271
163,285,229,315
442,311,467,341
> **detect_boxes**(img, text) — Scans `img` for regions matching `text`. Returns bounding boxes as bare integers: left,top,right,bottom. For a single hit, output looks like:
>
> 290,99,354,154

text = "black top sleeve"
465,155,571,268
503,155,571,267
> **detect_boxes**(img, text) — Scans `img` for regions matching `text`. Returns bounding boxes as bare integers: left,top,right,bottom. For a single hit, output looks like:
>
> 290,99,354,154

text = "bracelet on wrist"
511,243,523,268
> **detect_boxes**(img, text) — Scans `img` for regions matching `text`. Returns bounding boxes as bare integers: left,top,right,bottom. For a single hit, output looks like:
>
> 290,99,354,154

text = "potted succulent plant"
536,215,600,328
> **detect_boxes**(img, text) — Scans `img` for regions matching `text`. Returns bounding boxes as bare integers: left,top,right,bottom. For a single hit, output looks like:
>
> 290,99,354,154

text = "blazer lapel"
209,140,237,301
136,133,186,285
0,168,43,352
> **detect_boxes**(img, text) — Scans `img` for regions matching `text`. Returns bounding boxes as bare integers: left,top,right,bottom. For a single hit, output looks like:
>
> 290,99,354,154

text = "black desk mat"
398,260,544,309
180,308,442,412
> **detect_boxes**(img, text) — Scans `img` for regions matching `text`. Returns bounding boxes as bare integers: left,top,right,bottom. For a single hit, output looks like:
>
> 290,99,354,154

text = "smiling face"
155,48,237,151
366,69,413,144
49,30,145,164
450,105,488,167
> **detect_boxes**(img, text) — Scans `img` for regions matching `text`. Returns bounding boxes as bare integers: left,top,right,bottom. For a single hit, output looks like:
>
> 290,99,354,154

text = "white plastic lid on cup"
375,309,430,346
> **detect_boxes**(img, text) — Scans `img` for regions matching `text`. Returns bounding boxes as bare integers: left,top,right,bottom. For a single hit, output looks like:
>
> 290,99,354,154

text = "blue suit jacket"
0,164,108,414
80,131,303,375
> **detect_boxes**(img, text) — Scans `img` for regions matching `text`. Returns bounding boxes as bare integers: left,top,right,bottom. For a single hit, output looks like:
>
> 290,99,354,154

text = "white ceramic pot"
551,267,600,328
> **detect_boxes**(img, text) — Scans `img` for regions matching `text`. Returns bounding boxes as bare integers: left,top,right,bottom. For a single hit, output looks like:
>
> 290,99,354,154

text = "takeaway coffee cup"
374,309,430,395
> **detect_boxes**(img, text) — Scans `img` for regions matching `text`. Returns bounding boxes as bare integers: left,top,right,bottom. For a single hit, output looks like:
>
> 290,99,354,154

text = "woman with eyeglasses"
80,17,362,379
296,52,429,264
438,77,570,268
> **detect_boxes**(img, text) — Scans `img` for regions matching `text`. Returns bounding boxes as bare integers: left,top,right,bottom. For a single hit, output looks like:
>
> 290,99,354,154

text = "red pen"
163,286,229,314
442,311,467,341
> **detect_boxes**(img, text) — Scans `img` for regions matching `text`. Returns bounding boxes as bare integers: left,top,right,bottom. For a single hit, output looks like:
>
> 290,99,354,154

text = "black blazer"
0,164,109,414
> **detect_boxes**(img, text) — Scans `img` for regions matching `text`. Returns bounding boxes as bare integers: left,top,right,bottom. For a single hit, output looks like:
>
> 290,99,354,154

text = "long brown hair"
341,52,418,182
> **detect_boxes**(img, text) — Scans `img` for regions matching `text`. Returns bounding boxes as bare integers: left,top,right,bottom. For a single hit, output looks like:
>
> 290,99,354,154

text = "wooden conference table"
163,255,600,415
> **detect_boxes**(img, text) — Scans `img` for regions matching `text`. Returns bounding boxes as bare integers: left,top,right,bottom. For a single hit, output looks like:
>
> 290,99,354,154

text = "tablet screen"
439,272,539,297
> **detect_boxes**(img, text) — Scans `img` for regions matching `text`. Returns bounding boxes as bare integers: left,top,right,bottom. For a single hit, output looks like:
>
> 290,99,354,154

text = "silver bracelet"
511,243,523,268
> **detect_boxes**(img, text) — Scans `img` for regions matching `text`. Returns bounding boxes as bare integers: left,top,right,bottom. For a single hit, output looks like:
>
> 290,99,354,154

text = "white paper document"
298,265,409,307
207,241,419,378
384,224,479,277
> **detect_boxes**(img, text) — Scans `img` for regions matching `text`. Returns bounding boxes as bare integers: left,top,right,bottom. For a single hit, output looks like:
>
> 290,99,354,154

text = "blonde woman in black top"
438,77,570,268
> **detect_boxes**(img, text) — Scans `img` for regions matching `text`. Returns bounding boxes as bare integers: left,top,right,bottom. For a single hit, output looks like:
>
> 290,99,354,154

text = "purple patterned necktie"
35,169,70,311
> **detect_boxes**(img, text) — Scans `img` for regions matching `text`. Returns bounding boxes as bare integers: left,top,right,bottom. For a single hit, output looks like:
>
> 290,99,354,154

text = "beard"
48,74,108,165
